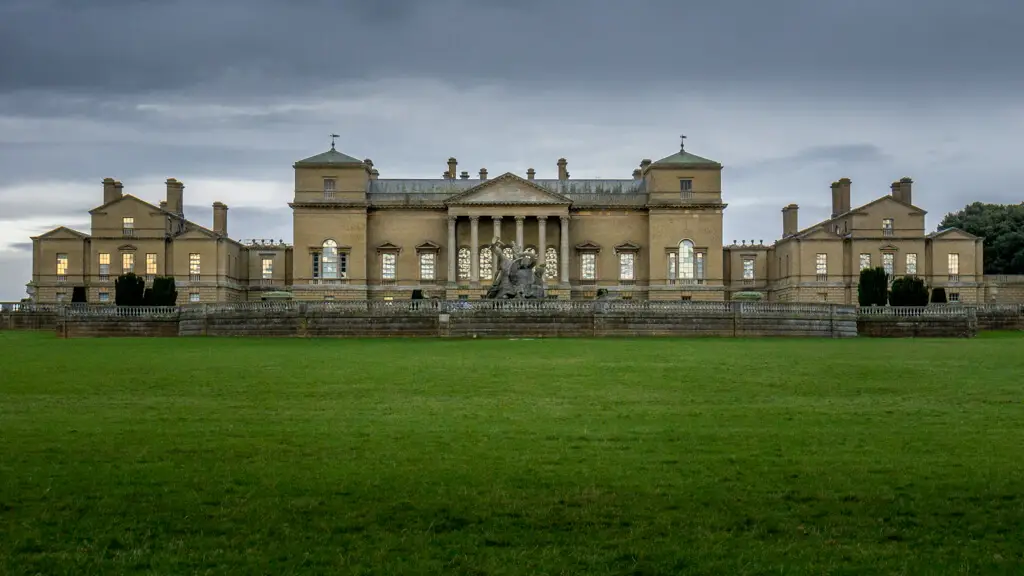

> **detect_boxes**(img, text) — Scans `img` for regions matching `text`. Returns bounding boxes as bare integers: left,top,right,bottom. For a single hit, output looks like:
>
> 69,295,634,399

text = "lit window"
859,253,871,270
544,247,558,280
122,252,134,274
479,249,493,279
146,253,157,275
381,253,397,280
457,247,471,280
419,252,436,280
262,257,273,279
882,218,894,236
56,253,68,276
189,253,200,275
679,240,695,281
667,252,677,281
882,253,894,276
948,253,959,281
122,217,134,229
906,253,918,275
619,253,635,281
98,291,109,303
816,253,827,280
322,240,338,278
189,292,200,303
696,251,705,280
580,253,596,280
742,258,755,280
98,253,110,278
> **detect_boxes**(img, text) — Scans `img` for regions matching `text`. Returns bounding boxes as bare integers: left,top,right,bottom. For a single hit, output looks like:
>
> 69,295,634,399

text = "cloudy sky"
2,0,1022,299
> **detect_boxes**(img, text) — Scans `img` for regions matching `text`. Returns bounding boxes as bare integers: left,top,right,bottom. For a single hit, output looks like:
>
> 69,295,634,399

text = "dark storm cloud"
2,0,1022,96
9,243,33,252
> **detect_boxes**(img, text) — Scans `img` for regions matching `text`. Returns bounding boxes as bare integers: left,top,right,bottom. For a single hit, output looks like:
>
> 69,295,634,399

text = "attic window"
882,218,894,237
680,179,693,199
323,178,336,199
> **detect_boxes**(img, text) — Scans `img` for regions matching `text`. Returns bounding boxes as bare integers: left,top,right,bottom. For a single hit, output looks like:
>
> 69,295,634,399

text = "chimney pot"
460,171,469,179
369,168,379,180
557,158,568,180
782,204,799,237
479,168,488,180
447,157,458,180
526,168,536,180
363,158,373,168
632,168,642,180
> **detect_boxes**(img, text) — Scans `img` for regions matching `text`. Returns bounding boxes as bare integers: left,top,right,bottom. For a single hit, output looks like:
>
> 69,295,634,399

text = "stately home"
27,138,988,304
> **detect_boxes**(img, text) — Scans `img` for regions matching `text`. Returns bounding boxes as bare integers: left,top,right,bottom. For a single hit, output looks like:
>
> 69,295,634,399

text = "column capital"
491,215,503,222
447,215,457,223
469,215,480,222
537,215,548,222
514,215,526,222
560,215,570,222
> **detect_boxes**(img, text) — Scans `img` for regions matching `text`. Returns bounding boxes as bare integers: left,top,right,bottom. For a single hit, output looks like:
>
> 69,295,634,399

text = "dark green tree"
889,276,929,306
858,267,889,306
939,202,1024,274
930,287,948,304
114,273,146,306
145,277,178,306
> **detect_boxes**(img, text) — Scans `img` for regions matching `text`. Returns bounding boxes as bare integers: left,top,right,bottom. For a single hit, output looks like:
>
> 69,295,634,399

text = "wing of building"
25,139,992,304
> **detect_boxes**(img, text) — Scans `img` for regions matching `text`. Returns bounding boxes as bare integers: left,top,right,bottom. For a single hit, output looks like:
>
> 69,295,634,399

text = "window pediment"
415,241,441,252
118,244,137,251
376,242,401,253
614,241,641,253
575,241,601,252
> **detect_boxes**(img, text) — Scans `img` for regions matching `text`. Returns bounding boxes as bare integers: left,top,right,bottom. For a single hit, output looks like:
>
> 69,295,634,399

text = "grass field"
2,331,1023,575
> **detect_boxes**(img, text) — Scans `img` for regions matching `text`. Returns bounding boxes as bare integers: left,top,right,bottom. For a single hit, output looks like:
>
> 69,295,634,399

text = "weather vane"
330,133,340,150
680,134,687,151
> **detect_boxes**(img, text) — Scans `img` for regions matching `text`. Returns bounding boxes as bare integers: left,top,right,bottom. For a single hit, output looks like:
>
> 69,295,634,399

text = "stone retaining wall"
857,306,979,338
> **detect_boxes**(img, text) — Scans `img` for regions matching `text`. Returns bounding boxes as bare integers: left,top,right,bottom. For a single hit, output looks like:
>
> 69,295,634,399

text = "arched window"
479,249,494,279
322,239,338,278
545,247,558,280
457,247,471,280
679,240,694,280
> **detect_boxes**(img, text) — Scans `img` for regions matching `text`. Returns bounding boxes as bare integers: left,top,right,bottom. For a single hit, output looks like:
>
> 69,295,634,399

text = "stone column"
515,216,525,248
537,216,547,280
560,215,570,284
447,216,457,285
470,216,480,283
492,216,502,243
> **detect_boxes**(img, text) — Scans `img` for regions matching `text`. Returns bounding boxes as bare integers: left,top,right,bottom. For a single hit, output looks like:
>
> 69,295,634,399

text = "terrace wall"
0,304,59,331
857,306,979,338
56,301,859,339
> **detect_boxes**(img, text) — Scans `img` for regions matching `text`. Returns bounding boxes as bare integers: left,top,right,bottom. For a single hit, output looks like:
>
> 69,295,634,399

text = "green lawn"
1,332,1023,575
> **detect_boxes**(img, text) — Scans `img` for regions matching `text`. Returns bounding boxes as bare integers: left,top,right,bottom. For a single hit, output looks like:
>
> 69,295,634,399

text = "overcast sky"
2,0,1022,300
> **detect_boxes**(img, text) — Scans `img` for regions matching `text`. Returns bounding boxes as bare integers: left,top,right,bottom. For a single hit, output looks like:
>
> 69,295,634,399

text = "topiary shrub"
931,287,948,304
889,276,929,306
148,276,178,306
858,267,889,306
114,273,146,306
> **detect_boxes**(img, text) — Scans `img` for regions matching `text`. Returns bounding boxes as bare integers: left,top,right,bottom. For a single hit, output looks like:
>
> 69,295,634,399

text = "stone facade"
23,138,1003,304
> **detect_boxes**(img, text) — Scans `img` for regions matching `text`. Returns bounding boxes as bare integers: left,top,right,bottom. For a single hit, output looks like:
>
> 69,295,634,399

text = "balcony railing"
883,228,893,237
948,274,960,282
189,274,201,283
56,275,67,283
122,228,134,237
816,274,828,282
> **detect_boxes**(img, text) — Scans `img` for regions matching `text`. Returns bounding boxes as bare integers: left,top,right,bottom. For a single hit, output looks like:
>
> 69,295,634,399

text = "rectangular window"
816,253,827,281
56,253,68,276
882,218,894,236
680,179,693,199
312,252,320,279
381,253,397,280
98,253,110,279
742,258,754,280
949,292,960,302
98,291,110,303
667,252,677,281
580,253,596,280
619,253,635,281
906,253,918,275
121,252,134,274
189,292,200,303
695,251,705,281
324,178,335,193
882,253,894,276
189,253,200,275
262,257,273,279
419,252,436,280
122,216,134,229
146,253,157,275
338,252,348,276
948,253,959,279
859,253,871,270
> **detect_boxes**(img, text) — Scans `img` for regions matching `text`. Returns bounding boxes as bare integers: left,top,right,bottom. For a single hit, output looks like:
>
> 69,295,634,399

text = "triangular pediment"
89,194,167,216
614,241,642,252
575,241,602,251
415,241,441,251
879,243,900,251
31,226,90,241
376,242,401,252
848,195,926,217
445,173,573,205
799,227,841,241
929,227,980,241
175,227,218,240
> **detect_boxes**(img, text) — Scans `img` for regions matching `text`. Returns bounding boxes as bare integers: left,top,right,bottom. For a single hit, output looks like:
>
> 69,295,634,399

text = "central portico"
444,172,572,295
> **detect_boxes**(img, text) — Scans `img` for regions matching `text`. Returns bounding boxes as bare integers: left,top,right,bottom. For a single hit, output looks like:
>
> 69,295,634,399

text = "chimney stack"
369,169,379,180
639,159,652,172
782,204,799,237
890,181,902,203
460,171,470,180
447,157,458,180
526,168,536,180
102,177,122,204
836,178,851,216
159,200,168,210
212,202,228,235
165,178,184,216
632,168,642,180
898,177,913,206
557,158,568,180
479,168,488,180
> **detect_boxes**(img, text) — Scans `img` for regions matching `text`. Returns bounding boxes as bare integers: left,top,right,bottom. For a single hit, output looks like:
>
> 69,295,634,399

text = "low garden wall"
55,301,859,339
856,306,979,337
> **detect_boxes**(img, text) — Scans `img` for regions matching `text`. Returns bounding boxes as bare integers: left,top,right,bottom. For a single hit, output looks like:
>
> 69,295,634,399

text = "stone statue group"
485,238,547,299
